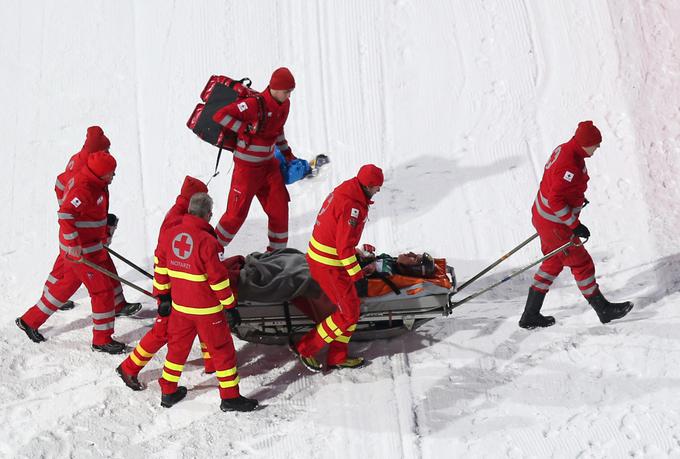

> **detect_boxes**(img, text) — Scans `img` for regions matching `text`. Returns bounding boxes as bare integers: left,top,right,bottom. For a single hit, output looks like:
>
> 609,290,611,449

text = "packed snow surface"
2,1,680,457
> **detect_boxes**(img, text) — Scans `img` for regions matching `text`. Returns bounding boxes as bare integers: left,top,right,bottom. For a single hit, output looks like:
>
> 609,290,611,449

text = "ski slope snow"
1,1,680,457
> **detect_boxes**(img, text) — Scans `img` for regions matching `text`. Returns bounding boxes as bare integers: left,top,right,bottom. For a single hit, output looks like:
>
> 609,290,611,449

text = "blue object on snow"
275,147,312,185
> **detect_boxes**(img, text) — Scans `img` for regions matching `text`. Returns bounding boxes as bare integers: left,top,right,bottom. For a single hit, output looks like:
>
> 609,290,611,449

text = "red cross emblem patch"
172,233,194,260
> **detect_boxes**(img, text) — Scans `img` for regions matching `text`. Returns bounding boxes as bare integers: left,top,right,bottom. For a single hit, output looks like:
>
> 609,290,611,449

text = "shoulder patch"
348,218,358,227
350,208,360,218
563,171,574,182
237,101,248,112
70,197,81,208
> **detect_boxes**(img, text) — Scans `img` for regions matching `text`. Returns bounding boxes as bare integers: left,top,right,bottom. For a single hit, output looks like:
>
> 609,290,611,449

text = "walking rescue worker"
212,67,297,252
519,120,633,329
153,192,258,412
292,164,384,372
116,176,216,391
50,125,141,316
16,151,127,354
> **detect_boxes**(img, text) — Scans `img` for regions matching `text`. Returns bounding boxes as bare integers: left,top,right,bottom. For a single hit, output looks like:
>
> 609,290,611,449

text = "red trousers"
21,251,116,345
44,251,127,311
120,315,214,376
296,265,361,366
531,215,598,298
159,310,240,399
215,160,290,251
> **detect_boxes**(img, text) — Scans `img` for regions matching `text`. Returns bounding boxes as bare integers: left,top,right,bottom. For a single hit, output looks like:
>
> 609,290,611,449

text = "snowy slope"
1,0,680,457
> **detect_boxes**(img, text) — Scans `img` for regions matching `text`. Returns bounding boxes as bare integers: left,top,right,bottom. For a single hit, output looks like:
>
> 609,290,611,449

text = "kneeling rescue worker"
293,164,384,371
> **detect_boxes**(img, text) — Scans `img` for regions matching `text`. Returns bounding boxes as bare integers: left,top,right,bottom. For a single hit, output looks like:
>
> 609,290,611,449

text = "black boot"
15,318,46,343
116,302,142,317
588,290,633,324
116,364,144,391
92,339,127,354
220,395,259,412
161,386,187,408
518,289,555,329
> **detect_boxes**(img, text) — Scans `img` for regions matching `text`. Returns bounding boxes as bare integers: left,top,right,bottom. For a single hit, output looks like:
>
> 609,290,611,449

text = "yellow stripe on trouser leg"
216,367,238,378
218,376,241,388
316,322,334,343
164,360,184,371
131,353,150,367
161,370,180,382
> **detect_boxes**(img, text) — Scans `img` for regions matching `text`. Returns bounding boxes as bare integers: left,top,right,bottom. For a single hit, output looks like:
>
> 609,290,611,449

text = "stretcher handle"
447,237,586,313
77,257,155,299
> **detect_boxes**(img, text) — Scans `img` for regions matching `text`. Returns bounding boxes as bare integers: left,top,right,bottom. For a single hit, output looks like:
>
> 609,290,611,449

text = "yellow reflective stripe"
167,269,208,282
346,264,362,276
153,280,171,290
154,256,159,264
216,367,238,378
347,324,357,332
165,360,184,372
172,301,223,315
336,335,351,343
307,248,343,267
340,255,358,266
210,278,230,291
202,352,211,359
310,236,338,255
325,316,339,331
155,266,168,275
161,370,180,382
130,353,148,367
220,294,235,306
316,322,334,343
136,345,153,358
218,376,241,388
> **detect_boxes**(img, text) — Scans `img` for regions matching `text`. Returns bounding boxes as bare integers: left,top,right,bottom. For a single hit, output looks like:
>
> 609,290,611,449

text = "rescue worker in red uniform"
116,176,216,390
212,67,297,251
154,192,258,412
293,164,384,372
519,121,634,329
50,125,141,316
17,151,127,354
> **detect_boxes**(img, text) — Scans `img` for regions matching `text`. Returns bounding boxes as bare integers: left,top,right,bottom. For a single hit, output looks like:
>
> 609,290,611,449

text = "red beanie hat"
83,126,111,153
574,120,602,147
269,67,296,91
180,175,208,199
87,151,117,177
357,164,384,187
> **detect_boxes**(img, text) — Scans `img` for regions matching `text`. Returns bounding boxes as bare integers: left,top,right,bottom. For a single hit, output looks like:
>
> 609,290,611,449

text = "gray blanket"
238,248,321,303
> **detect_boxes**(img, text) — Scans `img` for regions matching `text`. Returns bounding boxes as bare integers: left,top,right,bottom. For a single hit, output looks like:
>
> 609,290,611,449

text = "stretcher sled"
228,249,457,345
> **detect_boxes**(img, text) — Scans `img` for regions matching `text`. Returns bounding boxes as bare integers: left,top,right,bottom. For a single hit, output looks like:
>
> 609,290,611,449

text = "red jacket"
55,150,89,206
532,137,589,229
212,87,293,166
57,166,110,258
306,177,370,281
153,194,190,273
153,214,236,314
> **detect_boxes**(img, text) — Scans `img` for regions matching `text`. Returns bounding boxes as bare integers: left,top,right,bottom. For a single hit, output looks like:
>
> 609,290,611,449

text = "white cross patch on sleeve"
237,101,248,112
70,197,81,207
563,171,574,182
351,208,360,218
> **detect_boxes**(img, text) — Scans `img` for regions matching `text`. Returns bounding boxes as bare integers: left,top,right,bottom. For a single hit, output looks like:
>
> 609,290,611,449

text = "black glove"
157,294,172,317
107,213,119,227
572,223,590,239
354,278,368,297
226,307,242,329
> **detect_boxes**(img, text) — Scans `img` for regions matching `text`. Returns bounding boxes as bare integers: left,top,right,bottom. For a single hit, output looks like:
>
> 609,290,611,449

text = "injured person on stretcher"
225,247,455,345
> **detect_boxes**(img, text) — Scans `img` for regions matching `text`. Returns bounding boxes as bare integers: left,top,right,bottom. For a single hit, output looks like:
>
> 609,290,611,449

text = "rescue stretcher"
229,251,457,345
